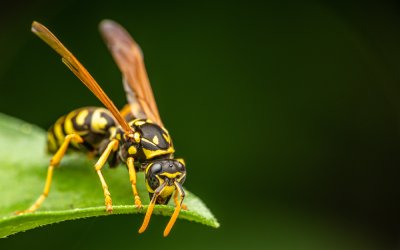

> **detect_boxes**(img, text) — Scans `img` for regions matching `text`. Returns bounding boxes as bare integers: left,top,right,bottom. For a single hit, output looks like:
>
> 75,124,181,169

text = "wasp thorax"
124,119,175,161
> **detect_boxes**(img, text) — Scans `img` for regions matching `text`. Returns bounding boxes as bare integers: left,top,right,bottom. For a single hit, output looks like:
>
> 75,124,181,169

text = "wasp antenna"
138,201,155,234
163,181,185,237
138,183,166,234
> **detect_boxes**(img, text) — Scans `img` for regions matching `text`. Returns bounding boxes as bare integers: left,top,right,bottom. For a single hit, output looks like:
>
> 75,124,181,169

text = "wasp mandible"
18,20,187,237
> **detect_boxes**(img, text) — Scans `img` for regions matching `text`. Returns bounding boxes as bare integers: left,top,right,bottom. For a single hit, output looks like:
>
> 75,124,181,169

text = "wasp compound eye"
146,162,163,191
148,175,159,190
176,161,185,171
151,162,162,174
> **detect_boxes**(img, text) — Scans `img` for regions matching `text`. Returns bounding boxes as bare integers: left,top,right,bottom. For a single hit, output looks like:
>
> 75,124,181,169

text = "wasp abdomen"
47,107,116,154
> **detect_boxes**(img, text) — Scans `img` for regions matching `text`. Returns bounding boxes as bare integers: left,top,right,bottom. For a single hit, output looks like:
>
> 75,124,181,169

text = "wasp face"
145,159,186,204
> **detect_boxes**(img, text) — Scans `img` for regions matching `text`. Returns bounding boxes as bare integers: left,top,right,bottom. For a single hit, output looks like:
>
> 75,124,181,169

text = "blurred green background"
0,0,400,249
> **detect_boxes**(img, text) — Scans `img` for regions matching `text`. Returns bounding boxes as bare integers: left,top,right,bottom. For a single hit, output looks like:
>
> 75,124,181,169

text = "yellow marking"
142,136,167,147
133,132,141,143
47,132,57,151
64,117,76,135
145,163,153,175
54,117,65,145
162,185,175,198
109,127,117,140
128,146,137,155
64,111,88,148
64,111,78,135
155,176,175,198
143,146,175,159
146,180,154,192
134,120,146,126
141,138,154,145
128,119,143,127
160,172,181,179
76,109,89,126
146,119,153,124
91,109,108,133
152,135,159,145
177,158,185,166
162,133,171,144
161,126,169,133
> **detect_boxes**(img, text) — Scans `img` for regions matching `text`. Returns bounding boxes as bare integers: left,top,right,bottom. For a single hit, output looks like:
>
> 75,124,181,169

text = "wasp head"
144,159,186,204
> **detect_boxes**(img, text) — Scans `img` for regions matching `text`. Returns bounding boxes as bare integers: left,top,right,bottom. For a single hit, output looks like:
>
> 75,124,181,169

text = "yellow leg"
16,134,83,214
173,190,188,210
94,139,119,213
127,157,142,208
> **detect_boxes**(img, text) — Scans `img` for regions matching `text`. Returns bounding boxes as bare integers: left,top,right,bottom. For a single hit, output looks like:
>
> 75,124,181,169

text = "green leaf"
0,113,219,238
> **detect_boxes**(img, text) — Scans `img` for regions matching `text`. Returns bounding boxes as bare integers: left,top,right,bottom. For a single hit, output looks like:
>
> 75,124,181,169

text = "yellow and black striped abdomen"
47,107,117,154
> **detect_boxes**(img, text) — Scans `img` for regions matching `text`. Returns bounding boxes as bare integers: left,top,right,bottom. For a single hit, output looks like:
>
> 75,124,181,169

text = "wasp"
18,20,187,237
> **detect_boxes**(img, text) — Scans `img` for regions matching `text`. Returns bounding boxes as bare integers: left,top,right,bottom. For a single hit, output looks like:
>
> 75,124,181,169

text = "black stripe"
50,126,59,148
60,116,67,138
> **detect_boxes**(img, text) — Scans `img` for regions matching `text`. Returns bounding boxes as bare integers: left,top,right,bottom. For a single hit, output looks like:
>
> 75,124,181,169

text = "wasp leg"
173,189,188,210
127,157,143,208
16,134,84,215
94,139,119,213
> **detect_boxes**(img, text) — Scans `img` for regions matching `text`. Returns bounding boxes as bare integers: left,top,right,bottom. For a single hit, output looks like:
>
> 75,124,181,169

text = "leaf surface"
0,113,219,238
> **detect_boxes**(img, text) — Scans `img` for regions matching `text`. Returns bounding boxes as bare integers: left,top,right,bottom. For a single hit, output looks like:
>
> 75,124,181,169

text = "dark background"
0,0,400,249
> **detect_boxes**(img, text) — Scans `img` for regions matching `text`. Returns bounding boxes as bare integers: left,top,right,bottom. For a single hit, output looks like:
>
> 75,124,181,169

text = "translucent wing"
31,21,133,134
99,19,163,126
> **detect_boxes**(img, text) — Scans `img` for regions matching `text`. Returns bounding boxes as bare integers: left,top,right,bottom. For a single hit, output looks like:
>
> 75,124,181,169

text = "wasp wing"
31,21,133,133
99,19,163,126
